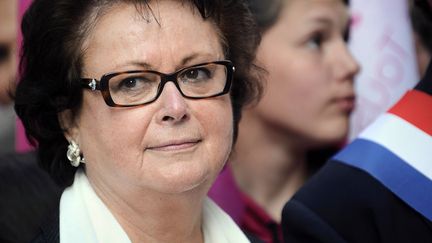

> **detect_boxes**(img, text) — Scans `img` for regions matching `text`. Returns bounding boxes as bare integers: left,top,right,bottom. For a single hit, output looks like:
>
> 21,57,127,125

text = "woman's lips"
147,139,201,152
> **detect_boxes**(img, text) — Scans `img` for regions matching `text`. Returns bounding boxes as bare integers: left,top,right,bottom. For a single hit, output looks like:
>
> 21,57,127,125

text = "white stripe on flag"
358,113,432,180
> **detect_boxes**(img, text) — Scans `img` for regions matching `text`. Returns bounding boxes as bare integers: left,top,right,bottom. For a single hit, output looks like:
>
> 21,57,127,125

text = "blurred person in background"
0,0,17,153
282,0,432,242
0,3,62,243
411,0,432,76
209,0,359,242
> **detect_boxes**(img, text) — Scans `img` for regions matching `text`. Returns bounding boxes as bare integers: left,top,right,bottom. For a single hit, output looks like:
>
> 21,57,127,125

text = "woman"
14,0,261,242
283,3,432,241
209,0,360,242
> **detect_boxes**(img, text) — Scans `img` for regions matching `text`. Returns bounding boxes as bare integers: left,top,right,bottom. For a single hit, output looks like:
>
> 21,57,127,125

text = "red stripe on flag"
388,90,432,136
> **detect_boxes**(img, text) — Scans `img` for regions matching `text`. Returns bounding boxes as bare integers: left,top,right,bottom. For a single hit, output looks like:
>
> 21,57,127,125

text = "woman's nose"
155,82,189,124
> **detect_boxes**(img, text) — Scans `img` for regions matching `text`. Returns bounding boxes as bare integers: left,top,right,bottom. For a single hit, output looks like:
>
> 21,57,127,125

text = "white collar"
60,170,250,243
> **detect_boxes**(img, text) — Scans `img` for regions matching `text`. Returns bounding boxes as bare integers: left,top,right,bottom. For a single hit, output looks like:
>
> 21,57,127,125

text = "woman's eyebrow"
307,15,333,27
112,52,218,72
122,61,154,70
307,13,350,32
180,53,201,66
180,52,217,65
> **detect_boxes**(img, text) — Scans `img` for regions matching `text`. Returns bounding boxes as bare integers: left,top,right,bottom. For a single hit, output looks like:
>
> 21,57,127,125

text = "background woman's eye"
343,27,350,43
307,32,324,49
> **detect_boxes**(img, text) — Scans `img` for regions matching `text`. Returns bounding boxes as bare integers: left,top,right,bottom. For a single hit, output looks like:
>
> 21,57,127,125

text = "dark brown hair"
246,0,350,33
411,0,432,53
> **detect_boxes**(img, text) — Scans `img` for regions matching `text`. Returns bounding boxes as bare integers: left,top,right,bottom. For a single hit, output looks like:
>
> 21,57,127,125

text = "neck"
230,110,309,222
89,175,206,243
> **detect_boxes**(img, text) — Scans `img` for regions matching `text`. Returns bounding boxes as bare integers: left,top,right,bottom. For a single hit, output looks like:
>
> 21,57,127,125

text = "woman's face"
70,1,233,194
255,0,359,146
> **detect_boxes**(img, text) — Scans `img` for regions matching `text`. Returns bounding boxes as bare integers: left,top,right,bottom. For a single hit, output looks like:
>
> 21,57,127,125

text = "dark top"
282,161,432,243
0,152,61,243
30,211,59,243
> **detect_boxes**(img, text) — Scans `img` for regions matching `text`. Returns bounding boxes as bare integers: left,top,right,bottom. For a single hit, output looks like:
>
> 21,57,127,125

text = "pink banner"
16,0,33,152
348,0,419,140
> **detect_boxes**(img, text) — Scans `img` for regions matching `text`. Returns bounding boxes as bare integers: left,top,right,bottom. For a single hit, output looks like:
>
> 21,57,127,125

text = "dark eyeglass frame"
81,60,235,107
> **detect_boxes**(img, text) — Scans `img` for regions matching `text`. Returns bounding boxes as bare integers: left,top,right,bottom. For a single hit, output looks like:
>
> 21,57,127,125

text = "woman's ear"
58,109,79,143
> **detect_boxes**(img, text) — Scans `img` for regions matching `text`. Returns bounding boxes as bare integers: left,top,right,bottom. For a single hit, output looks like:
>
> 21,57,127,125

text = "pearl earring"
67,140,85,167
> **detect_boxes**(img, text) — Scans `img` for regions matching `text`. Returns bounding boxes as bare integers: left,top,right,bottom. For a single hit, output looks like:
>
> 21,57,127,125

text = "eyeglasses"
81,60,235,107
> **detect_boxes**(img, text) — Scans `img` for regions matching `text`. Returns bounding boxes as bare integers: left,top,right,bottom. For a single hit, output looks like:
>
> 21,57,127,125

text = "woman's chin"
147,168,212,195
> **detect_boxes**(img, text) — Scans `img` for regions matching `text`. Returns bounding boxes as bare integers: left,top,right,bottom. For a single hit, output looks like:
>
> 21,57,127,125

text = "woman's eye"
117,76,153,92
120,78,141,89
183,68,211,82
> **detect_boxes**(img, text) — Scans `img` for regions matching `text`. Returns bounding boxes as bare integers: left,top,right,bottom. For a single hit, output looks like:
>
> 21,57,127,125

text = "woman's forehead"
81,1,223,75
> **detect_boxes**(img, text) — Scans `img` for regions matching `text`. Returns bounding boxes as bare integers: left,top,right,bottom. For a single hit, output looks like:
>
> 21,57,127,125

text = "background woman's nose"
156,82,189,124
335,43,361,82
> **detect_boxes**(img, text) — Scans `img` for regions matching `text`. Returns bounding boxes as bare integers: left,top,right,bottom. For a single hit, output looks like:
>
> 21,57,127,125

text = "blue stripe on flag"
334,139,432,221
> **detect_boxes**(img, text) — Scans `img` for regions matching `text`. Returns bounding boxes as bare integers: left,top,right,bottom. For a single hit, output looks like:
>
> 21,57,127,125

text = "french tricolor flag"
334,90,432,221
